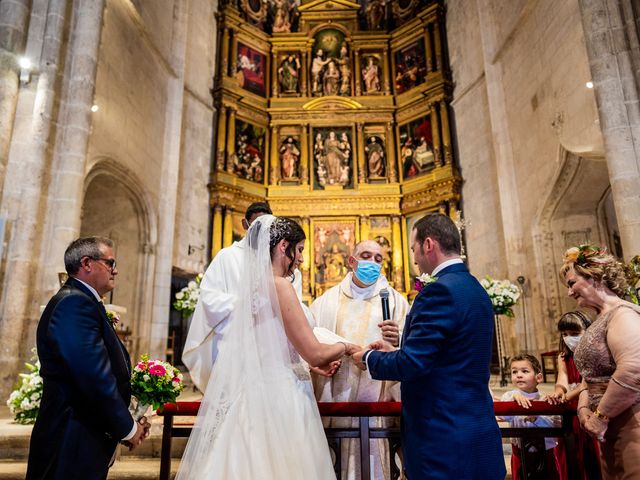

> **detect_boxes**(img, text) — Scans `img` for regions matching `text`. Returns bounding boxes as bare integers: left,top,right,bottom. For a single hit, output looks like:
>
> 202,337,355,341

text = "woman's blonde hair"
559,244,629,297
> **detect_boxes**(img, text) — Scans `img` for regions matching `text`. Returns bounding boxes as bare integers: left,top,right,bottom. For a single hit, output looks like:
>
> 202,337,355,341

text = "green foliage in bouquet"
6,349,42,424
131,354,184,411
172,273,202,318
480,276,521,317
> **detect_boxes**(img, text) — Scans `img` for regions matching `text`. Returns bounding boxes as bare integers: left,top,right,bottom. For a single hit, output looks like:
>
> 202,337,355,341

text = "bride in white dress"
176,215,360,479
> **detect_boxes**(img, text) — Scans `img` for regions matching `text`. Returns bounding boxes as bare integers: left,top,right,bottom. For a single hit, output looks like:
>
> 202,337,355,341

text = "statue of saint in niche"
280,137,300,179
272,0,293,33
365,136,386,178
365,0,385,30
322,60,340,96
315,130,351,187
312,49,331,96
278,54,299,93
323,243,348,281
362,56,381,93
338,42,351,95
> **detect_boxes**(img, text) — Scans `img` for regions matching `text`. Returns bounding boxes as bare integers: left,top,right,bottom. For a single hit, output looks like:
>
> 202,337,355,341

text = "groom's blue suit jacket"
368,263,506,480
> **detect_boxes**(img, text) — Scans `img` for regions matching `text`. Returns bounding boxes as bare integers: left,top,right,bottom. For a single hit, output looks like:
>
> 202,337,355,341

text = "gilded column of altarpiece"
209,0,460,300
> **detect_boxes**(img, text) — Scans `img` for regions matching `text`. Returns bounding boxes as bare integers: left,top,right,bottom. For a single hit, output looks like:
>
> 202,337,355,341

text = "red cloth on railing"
158,400,576,417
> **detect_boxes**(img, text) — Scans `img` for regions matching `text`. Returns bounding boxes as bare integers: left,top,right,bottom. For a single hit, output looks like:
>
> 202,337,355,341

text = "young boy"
499,354,566,480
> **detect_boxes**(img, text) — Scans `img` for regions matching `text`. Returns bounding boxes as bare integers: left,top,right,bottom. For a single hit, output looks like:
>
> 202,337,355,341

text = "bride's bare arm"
274,277,359,365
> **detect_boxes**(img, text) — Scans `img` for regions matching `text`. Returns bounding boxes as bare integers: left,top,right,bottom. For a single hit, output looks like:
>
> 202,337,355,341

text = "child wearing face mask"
498,354,566,480
546,311,602,480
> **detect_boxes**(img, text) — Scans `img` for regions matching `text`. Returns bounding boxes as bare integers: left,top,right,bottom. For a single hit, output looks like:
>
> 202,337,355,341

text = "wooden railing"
157,401,578,480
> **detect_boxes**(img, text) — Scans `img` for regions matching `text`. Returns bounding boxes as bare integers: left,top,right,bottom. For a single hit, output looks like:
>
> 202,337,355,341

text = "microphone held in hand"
380,288,390,321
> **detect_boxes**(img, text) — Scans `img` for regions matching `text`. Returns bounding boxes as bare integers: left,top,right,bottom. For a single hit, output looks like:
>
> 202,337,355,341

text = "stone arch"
80,158,158,360
532,147,612,348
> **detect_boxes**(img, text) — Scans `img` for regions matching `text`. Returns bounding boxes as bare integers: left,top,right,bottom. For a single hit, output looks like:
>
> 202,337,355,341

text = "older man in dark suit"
353,213,505,479
26,237,149,480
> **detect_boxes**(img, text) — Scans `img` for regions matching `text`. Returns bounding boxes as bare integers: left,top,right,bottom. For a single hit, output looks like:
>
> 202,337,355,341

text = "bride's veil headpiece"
176,214,302,478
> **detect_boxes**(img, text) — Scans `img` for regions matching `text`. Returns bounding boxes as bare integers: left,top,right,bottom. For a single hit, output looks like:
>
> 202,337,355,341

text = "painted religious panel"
365,135,386,179
277,53,301,95
313,220,357,290
394,39,426,94
312,127,353,189
399,116,435,178
233,119,266,183
279,135,301,180
361,55,382,94
311,29,351,96
235,42,266,97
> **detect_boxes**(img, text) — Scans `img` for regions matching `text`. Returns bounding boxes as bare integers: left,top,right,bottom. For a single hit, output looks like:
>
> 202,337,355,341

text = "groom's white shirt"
183,238,305,393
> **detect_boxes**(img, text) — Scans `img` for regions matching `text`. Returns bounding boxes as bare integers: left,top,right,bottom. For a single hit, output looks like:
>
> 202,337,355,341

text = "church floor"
0,377,554,479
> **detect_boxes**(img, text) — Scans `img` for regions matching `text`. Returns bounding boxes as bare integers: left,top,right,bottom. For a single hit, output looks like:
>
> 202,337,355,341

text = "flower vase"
132,400,151,421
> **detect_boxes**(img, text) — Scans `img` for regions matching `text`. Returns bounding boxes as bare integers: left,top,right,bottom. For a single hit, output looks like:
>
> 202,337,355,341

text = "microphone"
380,288,390,321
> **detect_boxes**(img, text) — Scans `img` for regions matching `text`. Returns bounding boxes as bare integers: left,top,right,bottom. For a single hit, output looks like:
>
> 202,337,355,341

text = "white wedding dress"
176,215,336,480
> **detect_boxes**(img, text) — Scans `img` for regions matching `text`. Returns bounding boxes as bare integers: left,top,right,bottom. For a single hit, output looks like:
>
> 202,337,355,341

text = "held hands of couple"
352,339,397,371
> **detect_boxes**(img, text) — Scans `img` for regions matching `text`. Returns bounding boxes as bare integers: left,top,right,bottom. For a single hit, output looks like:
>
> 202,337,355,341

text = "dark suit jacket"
26,278,134,480
367,263,506,480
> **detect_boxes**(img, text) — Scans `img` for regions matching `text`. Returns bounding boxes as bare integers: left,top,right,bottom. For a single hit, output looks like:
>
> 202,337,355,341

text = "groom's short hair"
413,213,461,255
245,202,272,222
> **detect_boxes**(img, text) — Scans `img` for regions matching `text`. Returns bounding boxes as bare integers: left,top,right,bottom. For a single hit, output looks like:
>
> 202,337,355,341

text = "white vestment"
311,273,409,480
183,238,304,393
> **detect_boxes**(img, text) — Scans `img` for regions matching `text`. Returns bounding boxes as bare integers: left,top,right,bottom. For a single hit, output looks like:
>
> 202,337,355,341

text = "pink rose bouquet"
130,354,184,419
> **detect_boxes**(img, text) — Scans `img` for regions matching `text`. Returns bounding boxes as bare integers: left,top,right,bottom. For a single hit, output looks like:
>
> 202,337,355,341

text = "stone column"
0,0,30,193
270,125,280,184
391,216,405,291
354,48,362,96
360,215,370,240
0,0,69,394
356,122,366,182
271,50,278,97
579,0,640,258
215,103,227,171
382,47,391,95
386,122,397,182
212,205,223,257
226,107,236,173
300,123,309,185
439,101,452,165
223,206,233,247
424,24,434,73
430,102,442,166
300,50,307,96
301,216,311,296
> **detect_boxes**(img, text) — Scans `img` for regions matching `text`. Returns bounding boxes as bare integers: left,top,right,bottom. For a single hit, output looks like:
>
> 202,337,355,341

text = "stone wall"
447,0,606,354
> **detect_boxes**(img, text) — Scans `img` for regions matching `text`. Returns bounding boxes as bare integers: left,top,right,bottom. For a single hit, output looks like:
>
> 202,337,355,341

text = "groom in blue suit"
353,213,505,479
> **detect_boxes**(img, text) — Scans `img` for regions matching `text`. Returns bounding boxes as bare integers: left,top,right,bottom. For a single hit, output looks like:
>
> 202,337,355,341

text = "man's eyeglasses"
93,257,117,271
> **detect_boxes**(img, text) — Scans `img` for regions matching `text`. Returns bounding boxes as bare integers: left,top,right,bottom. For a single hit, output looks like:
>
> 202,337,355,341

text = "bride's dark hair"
269,217,305,274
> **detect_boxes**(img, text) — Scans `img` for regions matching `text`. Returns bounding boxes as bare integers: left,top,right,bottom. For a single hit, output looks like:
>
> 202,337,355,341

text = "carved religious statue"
323,60,340,96
280,137,300,179
315,130,351,187
278,54,299,93
272,0,293,33
312,49,331,96
362,56,381,93
365,0,385,30
365,136,385,178
338,42,351,95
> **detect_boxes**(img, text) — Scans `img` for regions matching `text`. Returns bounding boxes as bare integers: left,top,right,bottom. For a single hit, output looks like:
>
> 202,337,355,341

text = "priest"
311,240,409,480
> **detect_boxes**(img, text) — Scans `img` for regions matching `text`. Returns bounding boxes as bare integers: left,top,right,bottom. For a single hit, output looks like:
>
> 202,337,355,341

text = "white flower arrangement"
6,349,42,424
480,276,521,317
173,273,203,318
414,273,438,292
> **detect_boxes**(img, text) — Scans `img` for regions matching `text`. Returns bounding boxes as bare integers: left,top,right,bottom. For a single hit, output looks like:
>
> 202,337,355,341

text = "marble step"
0,458,180,480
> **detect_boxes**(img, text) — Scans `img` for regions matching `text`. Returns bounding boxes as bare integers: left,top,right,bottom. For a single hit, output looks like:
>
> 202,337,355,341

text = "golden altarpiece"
209,0,460,300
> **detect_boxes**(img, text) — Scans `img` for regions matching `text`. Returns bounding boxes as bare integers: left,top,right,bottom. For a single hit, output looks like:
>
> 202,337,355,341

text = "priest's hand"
378,320,400,346
310,360,341,377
